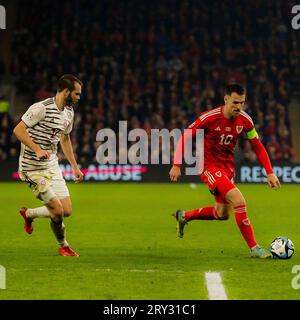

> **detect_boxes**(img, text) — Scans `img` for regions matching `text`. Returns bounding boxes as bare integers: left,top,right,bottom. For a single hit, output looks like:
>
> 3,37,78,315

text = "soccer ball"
269,236,294,259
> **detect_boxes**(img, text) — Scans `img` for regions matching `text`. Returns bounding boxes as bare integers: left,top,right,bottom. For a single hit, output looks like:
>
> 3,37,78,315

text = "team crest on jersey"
214,126,221,131
225,127,231,131
26,112,33,120
215,171,222,177
63,120,70,129
236,126,243,134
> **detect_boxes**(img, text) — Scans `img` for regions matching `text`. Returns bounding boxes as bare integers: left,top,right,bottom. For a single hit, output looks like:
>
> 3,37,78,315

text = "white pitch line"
9,268,189,273
205,272,228,300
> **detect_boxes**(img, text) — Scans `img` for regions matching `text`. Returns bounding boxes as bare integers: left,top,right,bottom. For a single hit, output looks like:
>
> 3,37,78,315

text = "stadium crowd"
1,0,298,164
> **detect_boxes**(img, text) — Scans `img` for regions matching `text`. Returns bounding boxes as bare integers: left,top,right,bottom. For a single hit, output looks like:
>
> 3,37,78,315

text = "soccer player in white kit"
13,74,84,256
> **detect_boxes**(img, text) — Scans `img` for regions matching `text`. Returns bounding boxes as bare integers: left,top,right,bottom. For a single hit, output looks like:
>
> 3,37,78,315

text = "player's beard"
232,107,240,117
65,94,77,107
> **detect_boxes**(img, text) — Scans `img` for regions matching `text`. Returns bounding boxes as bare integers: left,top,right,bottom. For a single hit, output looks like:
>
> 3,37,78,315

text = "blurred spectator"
266,135,283,162
0,59,5,79
0,111,17,161
7,0,297,164
243,141,257,163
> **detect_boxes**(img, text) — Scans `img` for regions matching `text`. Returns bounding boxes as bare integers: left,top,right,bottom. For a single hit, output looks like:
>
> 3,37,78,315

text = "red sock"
234,205,257,249
184,206,218,221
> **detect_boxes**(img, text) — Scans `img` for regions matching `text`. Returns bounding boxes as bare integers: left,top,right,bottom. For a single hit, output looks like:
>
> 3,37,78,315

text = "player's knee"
225,189,246,208
215,205,231,220
215,208,230,220
53,208,64,219
61,200,72,217
217,213,230,220
63,206,72,217
64,211,72,217
49,201,64,218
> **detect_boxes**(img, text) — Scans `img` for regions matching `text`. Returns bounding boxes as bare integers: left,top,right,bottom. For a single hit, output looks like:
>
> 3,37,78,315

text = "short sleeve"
64,118,74,134
63,109,74,134
21,103,45,127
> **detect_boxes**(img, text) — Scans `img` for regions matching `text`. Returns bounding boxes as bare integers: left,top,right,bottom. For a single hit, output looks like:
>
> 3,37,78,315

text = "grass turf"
0,182,299,300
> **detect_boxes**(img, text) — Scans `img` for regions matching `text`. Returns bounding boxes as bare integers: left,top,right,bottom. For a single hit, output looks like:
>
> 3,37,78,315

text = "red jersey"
187,106,254,175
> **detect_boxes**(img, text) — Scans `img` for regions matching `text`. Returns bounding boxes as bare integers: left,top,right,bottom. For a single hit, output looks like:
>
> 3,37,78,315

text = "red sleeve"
249,137,273,174
173,117,204,167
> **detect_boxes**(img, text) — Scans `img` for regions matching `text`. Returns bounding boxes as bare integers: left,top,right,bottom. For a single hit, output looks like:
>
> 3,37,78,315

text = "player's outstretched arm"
248,136,280,190
170,127,195,182
60,134,84,183
170,116,202,182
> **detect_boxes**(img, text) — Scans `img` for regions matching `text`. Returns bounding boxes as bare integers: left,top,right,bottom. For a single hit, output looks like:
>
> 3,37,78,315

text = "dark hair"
57,74,83,92
225,83,246,96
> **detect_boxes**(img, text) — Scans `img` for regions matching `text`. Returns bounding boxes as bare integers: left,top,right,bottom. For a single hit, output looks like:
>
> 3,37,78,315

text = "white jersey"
19,97,74,172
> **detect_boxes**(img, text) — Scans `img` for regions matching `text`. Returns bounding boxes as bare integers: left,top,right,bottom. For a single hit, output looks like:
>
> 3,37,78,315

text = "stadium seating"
2,0,297,164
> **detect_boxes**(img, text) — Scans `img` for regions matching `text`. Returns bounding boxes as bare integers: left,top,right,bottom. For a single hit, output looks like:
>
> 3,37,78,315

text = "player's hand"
73,167,84,183
169,165,181,182
267,173,281,190
35,149,50,160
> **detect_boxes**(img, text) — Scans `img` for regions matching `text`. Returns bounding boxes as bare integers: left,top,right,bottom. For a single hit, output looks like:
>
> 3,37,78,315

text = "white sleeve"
63,111,74,134
64,119,73,134
21,103,45,127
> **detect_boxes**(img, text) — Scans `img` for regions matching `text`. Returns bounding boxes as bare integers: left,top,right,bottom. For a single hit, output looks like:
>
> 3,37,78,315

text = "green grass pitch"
0,182,299,300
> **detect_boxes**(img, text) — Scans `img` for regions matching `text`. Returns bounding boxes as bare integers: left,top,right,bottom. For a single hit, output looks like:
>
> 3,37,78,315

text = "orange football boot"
59,246,79,257
20,207,33,234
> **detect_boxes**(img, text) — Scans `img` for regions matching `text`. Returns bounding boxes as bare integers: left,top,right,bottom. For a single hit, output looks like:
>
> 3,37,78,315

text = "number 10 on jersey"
219,134,233,145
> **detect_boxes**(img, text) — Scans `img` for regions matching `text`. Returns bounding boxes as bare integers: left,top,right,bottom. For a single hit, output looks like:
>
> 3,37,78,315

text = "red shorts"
200,167,236,204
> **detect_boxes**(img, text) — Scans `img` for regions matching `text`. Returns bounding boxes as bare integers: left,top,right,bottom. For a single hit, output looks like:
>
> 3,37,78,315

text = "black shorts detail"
209,187,219,196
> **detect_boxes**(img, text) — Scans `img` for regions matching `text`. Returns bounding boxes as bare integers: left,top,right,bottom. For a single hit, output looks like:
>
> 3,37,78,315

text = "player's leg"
19,172,53,234
176,168,232,222
49,166,78,256
173,203,231,238
43,196,78,256
20,172,72,220
174,198,232,238
23,206,51,220
215,203,231,220
45,196,65,245
20,194,71,232
20,167,78,256
225,188,271,258
173,169,232,238
19,169,69,226
183,199,232,221
59,197,72,217
224,188,256,247
200,175,259,250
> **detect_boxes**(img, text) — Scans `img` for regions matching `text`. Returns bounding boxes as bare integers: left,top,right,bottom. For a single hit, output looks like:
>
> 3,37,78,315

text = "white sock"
27,206,51,219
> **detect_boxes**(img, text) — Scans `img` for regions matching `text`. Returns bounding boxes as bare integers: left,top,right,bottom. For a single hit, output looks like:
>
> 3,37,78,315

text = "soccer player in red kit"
169,83,281,258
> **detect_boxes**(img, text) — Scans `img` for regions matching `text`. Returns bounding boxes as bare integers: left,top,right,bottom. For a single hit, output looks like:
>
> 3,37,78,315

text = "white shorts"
51,164,70,199
19,163,70,202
